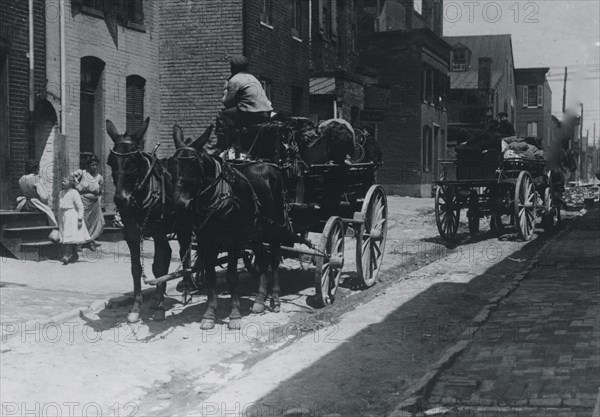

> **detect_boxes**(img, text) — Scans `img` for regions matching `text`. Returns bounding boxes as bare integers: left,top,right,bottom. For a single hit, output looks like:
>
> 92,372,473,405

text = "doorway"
80,57,105,169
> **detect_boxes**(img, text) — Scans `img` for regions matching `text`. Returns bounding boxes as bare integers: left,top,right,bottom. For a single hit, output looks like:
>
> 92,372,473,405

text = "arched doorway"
80,56,105,169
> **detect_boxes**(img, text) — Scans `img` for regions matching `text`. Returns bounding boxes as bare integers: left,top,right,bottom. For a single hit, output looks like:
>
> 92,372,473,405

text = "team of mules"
106,116,380,328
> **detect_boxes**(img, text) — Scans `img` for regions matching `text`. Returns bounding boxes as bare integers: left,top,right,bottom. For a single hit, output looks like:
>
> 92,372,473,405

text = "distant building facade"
360,0,450,197
514,67,552,148
444,34,516,152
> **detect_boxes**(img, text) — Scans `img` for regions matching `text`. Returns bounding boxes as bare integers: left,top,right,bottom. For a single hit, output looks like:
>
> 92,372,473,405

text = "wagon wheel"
356,185,388,288
435,184,460,242
542,186,560,231
514,171,537,241
315,216,345,307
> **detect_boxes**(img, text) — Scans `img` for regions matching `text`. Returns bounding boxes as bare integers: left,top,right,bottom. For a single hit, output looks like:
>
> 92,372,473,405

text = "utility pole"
562,67,567,113
579,102,583,182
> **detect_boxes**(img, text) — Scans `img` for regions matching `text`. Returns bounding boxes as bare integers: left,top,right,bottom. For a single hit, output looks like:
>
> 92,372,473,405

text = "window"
120,0,144,25
260,79,272,102
292,0,302,38
414,0,423,14
452,48,467,71
319,0,337,41
78,0,144,25
261,0,273,26
523,85,543,108
527,122,538,137
126,75,145,134
292,86,303,115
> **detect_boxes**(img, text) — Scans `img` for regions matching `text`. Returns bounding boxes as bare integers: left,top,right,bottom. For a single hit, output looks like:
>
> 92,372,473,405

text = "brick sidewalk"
425,208,600,417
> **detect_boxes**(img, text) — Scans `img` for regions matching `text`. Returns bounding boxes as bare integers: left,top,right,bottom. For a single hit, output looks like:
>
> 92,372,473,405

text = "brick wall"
311,0,361,74
159,0,243,153
245,0,310,115
53,0,161,209
0,0,46,208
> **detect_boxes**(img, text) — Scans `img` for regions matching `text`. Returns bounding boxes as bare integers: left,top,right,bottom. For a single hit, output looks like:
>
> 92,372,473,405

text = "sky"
444,0,600,145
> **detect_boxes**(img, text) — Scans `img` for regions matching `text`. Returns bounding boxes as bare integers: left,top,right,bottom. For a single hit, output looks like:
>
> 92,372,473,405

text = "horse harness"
173,146,283,235
109,144,170,221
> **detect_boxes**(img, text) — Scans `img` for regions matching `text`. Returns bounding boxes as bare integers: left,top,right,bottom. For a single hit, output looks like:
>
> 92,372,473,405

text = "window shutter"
537,85,543,107
126,76,145,134
331,0,338,40
523,86,528,107
318,0,325,35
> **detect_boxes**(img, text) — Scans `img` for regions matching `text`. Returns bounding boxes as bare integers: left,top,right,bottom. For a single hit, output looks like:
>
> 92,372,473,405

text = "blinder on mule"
172,146,205,183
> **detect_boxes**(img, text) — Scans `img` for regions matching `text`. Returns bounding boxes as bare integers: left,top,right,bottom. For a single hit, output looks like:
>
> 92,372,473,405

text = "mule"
106,118,192,322
170,125,300,330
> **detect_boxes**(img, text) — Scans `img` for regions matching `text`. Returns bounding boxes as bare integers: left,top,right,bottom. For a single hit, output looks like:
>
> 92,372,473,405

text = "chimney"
478,57,492,89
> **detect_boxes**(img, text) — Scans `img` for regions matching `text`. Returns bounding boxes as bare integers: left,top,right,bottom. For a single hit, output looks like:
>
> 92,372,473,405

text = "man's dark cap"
229,55,249,67
498,112,508,117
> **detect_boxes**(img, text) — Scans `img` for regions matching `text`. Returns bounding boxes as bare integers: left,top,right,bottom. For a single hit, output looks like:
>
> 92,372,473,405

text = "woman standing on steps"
73,154,105,250
58,174,91,265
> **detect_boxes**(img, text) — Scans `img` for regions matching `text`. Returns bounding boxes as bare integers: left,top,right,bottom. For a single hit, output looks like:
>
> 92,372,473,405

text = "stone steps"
0,210,124,261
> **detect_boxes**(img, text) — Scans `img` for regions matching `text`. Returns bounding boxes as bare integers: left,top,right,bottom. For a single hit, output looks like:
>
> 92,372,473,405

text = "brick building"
444,35,516,154
0,0,47,209
514,67,552,148
359,0,450,197
159,0,310,156
38,0,160,210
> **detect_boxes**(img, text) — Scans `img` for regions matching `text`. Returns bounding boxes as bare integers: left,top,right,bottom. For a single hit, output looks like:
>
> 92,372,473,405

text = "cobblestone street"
423,208,600,417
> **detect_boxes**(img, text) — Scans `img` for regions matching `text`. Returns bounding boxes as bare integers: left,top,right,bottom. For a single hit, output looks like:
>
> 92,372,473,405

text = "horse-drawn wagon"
105,115,387,326
173,118,387,308
434,147,562,243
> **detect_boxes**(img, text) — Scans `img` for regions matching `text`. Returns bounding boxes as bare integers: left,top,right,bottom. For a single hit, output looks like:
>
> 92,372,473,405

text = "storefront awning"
309,77,336,95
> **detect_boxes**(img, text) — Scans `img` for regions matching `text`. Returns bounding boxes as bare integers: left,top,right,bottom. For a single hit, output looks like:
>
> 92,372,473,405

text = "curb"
0,287,157,352
388,221,575,416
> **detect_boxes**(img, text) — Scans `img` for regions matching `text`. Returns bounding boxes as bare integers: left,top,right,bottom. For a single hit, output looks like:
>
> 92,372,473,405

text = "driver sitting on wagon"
211,55,273,156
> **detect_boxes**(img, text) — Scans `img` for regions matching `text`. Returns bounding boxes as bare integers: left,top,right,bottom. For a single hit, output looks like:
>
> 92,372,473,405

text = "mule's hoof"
153,309,166,322
127,312,140,323
200,319,215,330
228,318,242,330
252,302,266,314
271,304,281,313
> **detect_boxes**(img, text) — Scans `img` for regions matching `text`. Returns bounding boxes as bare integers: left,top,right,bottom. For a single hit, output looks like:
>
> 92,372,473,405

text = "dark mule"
170,125,300,330
106,118,192,322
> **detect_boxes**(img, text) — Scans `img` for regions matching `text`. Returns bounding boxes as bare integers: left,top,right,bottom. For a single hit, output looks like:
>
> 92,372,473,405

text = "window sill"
125,22,146,32
260,21,274,30
292,35,303,43
81,6,104,19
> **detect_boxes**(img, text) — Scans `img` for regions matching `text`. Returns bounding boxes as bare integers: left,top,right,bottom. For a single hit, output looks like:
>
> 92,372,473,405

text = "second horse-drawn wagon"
434,139,562,243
